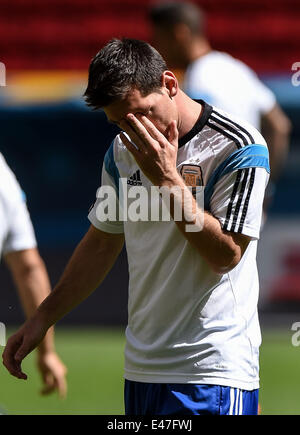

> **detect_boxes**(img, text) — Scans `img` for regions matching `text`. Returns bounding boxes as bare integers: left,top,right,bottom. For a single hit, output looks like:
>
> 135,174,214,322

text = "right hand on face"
2,317,47,380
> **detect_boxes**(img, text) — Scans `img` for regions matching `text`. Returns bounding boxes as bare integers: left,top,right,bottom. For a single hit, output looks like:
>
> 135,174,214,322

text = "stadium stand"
0,0,299,72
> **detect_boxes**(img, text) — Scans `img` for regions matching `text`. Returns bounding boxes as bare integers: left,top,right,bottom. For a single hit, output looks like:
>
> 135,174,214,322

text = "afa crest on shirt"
180,164,203,188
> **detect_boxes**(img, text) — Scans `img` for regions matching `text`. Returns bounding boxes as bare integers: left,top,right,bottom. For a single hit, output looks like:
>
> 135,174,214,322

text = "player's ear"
161,71,178,99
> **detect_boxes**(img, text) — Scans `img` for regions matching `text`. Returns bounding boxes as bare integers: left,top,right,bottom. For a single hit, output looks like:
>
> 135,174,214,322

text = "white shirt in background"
184,51,276,130
0,153,37,258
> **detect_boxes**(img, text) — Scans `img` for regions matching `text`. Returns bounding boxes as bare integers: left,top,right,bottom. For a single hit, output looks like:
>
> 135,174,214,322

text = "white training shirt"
184,51,276,130
88,100,270,390
0,153,37,258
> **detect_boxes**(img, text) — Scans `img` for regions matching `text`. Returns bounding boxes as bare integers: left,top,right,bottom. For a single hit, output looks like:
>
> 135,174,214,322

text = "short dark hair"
84,38,167,109
149,1,205,35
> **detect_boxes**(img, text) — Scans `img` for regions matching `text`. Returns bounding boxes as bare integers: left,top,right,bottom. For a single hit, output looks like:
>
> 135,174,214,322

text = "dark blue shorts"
124,380,259,415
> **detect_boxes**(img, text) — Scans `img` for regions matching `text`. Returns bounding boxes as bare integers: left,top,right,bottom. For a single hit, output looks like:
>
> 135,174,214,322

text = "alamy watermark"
291,62,300,87
0,62,6,87
94,179,204,232
0,322,6,346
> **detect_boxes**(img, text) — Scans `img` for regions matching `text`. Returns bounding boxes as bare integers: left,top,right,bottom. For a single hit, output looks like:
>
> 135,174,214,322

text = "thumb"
168,120,179,147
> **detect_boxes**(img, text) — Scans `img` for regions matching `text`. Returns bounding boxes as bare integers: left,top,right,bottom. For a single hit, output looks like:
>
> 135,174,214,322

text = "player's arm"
5,248,56,354
2,225,124,380
151,174,250,274
261,103,291,182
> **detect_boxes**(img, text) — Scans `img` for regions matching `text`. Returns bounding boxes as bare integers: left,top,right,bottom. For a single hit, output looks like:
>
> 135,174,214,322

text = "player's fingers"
55,373,68,399
2,357,27,380
126,113,165,150
126,113,161,145
120,132,141,157
119,119,147,151
136,114,168,145
14,339,31,365
40,373,55,395
2,336,28,380
2,336,20,369
41,372,67,398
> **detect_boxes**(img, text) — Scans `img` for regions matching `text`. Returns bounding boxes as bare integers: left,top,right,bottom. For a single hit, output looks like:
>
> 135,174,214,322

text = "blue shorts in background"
124,380,259,415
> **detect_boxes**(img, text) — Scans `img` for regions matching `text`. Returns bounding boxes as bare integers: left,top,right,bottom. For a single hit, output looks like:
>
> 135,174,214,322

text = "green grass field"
0,326,299,415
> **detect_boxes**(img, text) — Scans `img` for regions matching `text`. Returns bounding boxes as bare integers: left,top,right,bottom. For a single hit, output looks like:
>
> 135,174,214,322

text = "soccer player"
0,153,67,397
149,1,291,207
3,38,269,415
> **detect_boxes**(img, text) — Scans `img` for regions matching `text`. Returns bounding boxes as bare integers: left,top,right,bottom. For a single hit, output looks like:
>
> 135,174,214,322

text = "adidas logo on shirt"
127,170,142,186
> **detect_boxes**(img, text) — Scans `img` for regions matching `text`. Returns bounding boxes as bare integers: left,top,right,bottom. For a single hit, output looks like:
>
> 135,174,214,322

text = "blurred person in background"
0,152,67,398
149,1,292,211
